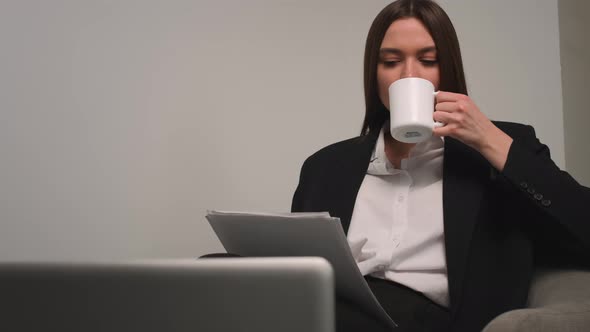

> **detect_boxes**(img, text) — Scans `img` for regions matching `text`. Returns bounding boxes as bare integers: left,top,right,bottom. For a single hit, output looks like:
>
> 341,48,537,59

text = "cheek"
377,69,395,109
426,68,441,90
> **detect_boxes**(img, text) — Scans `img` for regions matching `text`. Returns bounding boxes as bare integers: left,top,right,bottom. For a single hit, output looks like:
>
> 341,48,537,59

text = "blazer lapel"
331,132,379,234
443,137,485,315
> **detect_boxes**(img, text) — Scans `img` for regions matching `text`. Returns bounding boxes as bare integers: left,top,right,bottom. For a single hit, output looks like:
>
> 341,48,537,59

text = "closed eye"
381,60,399,67
420,59,438,66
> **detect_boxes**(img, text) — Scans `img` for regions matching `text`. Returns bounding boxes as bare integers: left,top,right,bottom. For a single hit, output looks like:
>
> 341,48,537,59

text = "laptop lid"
0,257,334,332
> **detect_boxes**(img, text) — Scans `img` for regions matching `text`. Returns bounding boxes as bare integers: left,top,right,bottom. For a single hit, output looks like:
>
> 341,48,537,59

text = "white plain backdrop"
0,0,566,261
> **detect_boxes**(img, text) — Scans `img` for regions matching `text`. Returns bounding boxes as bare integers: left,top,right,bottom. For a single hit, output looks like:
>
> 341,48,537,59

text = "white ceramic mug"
388,77,443,143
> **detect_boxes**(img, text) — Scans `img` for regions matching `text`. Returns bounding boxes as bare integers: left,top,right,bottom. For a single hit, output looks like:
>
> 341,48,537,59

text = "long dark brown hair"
361,0,467,136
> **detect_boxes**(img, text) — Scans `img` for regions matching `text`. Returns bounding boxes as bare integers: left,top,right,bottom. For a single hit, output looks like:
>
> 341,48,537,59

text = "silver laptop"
0,257,334,332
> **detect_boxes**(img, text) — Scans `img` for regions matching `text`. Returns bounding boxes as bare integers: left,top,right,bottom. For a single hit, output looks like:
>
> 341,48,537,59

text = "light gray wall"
559,0,590,187
0,0,565,261
441,0,565,161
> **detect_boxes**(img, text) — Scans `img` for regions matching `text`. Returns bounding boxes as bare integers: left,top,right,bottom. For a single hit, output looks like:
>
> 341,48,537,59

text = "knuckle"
457,101,468,113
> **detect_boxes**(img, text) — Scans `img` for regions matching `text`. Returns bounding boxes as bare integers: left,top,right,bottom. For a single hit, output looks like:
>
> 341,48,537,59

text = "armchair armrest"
483,268,590,332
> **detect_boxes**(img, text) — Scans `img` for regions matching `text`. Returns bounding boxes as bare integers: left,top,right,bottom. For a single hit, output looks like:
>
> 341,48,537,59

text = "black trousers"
200,254,451,332
339,276,451,332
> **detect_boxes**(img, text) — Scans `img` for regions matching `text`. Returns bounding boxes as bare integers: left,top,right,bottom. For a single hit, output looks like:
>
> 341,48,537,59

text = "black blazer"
291,121,590,332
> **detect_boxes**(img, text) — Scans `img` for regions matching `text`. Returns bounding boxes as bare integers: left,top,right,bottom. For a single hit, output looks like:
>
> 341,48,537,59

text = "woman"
291,0,590,331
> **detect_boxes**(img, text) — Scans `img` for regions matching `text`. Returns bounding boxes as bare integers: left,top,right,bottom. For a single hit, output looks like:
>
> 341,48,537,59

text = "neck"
383,130,416,169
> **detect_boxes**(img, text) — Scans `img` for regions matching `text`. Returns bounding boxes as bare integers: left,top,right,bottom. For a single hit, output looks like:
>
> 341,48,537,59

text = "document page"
206,210,398,329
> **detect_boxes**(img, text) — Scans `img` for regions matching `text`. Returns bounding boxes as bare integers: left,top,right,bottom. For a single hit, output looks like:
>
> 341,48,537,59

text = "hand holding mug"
432,91,514,171
433,91,497,151
388,77,513,170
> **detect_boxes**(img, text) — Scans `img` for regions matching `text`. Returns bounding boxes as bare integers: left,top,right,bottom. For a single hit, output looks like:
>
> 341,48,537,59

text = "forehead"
380,17,436,50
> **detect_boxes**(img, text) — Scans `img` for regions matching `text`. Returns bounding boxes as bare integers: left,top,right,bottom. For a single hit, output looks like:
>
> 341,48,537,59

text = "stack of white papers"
206,210,397,329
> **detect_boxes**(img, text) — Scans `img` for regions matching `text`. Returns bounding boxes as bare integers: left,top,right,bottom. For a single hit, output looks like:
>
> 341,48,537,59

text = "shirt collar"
367,123,444,176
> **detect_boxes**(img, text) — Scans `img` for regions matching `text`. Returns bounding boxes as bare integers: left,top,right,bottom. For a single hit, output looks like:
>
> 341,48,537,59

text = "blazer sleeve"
499,124,590,265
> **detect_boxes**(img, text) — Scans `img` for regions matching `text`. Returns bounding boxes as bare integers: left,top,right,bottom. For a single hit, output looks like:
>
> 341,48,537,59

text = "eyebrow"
379,46,437,56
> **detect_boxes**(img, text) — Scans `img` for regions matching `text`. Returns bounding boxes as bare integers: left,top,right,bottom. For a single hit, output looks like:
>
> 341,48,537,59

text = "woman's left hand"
433,91,514,171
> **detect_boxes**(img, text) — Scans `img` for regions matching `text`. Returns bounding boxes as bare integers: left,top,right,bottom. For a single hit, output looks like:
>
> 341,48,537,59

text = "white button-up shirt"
347,126,449,307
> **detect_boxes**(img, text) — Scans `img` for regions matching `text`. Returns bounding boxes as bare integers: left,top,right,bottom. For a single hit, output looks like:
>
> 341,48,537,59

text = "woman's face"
377,17,440,109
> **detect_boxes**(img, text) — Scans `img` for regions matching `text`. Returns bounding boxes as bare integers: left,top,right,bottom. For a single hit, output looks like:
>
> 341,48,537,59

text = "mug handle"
433,91,445,128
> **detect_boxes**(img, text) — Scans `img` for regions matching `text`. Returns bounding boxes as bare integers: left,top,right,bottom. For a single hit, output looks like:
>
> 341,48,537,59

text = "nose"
400,59,417,79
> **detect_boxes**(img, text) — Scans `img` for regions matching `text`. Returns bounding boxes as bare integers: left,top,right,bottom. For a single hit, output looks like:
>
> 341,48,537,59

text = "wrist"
479,126,513,172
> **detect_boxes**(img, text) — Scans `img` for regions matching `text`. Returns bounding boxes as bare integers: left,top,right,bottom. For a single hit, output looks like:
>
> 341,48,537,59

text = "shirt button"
398,195,405,202
377,264,388,271
534,193,543,201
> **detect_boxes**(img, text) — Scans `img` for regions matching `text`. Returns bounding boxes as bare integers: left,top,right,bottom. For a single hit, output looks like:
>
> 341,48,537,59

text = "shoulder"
302,136,364,170
306,136,365,162
298,134,375,176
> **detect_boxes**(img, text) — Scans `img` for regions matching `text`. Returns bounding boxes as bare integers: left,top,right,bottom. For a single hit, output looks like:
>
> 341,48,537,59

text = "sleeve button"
534,193,543,201
527,188,536,195
541,199,551,207
520,182,528,189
